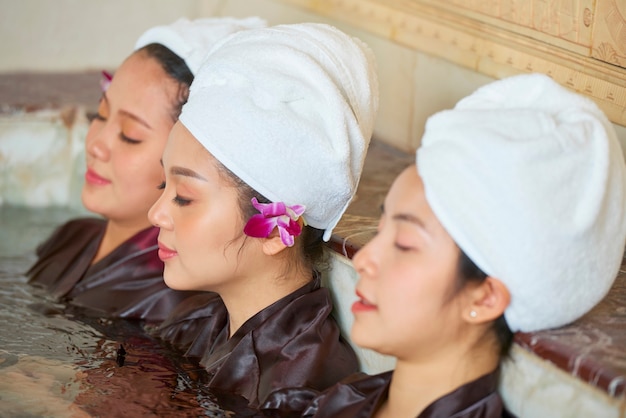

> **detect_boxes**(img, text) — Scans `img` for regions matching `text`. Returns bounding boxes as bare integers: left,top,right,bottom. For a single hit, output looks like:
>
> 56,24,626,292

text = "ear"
465,277,511,324
261,234,290,256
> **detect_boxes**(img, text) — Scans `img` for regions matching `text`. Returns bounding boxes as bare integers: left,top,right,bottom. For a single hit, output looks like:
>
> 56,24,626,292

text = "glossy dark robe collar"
158,276,360,415
303,369,516,418
27,217,200,322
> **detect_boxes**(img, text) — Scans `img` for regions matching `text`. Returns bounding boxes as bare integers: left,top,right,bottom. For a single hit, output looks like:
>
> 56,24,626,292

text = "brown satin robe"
158,276,360,415
27,217,200,322
302,369,516,418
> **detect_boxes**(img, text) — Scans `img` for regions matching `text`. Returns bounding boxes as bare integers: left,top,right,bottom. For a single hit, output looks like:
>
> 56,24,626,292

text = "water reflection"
0,206,238,417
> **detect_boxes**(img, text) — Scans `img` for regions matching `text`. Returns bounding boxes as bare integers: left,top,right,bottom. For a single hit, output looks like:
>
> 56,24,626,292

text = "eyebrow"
170,166,208,181
393,212,427,228
102,92,153,130
383,204,428,230
119,110,153,130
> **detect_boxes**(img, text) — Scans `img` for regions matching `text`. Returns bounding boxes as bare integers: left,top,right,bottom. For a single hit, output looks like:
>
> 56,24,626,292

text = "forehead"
163,122,223,176
385,165,452,237
107,53,177,112
117,51,167,79
385,165,424,211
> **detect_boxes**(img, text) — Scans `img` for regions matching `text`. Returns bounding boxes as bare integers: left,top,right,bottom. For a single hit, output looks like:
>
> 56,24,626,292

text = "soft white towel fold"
417,73,626,332
180,23,379,240
134,17,267,74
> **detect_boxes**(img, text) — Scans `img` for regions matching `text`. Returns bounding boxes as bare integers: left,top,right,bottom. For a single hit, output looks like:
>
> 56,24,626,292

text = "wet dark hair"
215,162,327,274
457,251,514,357
136,43,194,122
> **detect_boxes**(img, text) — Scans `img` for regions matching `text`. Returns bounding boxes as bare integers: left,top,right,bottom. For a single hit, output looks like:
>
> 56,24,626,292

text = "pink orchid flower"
243,198,306,247
100,70,113,92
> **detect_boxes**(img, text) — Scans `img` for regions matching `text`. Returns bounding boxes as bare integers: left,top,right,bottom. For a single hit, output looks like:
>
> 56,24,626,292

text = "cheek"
177,208,242,254
176,214,245,285
378,263,444,321
380,280,422,323
115,150,163,188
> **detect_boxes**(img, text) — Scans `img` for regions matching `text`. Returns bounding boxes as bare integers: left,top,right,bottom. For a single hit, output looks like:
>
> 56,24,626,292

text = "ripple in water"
0,207,234,417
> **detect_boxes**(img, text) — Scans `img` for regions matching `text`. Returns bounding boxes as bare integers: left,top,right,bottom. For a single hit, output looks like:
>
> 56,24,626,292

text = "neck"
220,260,312,337
377,333,499,418
93,219,149,264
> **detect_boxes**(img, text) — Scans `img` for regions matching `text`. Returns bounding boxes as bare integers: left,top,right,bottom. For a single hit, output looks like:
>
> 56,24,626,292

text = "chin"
351,325,372,349
80,189,91,208
163,275,182,290
81,191,102,216
163,271,191,291
352,324,387,353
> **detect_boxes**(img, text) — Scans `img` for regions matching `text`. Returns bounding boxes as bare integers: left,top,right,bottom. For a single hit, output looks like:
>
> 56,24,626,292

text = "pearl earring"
469,310,477,318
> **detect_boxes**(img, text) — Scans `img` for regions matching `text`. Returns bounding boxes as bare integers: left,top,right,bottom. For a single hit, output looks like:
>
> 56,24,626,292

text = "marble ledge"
328,142,626,401
514,255,626,399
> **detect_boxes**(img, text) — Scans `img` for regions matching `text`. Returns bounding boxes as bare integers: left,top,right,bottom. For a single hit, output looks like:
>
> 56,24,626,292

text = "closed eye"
173,195,191,206
394,243,413,252
120,133,141,144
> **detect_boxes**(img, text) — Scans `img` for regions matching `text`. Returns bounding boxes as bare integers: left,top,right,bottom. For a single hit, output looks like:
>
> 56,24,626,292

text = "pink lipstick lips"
352,290,377,313
85,168,111,186
157,242,178,261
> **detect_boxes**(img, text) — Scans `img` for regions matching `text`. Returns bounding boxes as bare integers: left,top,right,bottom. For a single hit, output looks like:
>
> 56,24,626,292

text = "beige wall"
0,0,203,72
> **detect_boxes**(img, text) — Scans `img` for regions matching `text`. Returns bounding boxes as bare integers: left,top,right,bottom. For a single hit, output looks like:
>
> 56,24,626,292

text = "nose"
148,191,172,230
85,120,112,161
352,231,379,279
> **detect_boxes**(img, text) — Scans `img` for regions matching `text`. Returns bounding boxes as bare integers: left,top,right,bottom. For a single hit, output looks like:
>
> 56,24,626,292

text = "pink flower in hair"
243,198,306,247
100,70,113,92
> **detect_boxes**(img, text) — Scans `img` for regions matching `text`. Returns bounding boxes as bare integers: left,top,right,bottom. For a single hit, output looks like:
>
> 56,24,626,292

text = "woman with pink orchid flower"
148,23,379,414
27,17,266,322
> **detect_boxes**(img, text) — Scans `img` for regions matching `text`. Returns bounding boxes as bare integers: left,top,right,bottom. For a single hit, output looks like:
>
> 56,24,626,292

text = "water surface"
0,206,233,417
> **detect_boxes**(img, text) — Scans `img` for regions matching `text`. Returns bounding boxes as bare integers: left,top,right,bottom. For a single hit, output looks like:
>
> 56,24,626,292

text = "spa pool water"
0,206,233,417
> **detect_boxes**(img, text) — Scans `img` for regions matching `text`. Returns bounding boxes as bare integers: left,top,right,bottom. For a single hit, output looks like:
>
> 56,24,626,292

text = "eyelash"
394,243,412,252
120,133,141,145
173,196,191,206
157,181,191,206
92,113,140,144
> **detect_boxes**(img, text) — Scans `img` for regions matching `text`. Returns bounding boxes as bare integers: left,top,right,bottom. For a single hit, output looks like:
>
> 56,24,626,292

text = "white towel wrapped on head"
180,23,379,241
416,73,626,332
134,17,267,74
